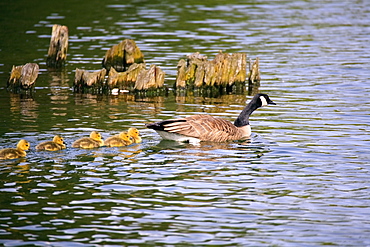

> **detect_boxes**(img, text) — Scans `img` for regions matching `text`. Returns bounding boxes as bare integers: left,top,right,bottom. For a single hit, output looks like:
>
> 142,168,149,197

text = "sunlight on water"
0,0,370,246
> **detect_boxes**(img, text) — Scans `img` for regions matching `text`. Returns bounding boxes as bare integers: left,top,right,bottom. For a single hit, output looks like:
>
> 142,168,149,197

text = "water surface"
0,0,370,246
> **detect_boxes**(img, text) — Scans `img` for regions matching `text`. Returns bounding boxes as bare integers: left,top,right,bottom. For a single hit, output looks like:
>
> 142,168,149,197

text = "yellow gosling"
36,135,66,151
72,131,104,149
128,127,142,143
104,132,134,147
0,139,30,160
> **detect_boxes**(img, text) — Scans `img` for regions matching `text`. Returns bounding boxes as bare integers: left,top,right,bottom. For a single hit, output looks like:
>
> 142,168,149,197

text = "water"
1,0,370,246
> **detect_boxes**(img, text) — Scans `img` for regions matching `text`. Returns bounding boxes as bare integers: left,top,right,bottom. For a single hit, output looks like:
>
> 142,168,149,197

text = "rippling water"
1,0,370,246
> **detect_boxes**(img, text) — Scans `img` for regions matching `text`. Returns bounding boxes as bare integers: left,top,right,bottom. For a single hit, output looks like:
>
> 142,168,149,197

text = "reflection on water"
9,94,39,133
1,0,370,246
73,93,103,106
49,72,70,118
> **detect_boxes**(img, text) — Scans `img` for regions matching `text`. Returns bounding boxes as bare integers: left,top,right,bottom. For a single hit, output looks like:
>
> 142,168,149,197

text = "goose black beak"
269,100,276,105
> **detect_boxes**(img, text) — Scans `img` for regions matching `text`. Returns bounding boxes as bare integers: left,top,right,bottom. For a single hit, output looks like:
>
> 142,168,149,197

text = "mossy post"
102,39,145,72
134,64,165,91
248,57,260,85
107,64,146,91
7,63,39,92
73,68,107,93
46,24,68,68
106,64,165,92
175,51,247,92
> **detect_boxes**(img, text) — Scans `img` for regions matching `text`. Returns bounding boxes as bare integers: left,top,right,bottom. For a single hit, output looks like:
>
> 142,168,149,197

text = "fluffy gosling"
36,135,66,151
128,127,142,143
104,132,133,147
0,139,30,160
72,131,104,149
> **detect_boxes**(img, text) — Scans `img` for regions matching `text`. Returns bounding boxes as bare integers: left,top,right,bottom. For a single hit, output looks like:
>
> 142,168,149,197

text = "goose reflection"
148,136,269,163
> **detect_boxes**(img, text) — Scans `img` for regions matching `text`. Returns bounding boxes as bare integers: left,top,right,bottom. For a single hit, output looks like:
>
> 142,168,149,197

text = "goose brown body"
0,139,30,160
36,135,66,151
155,115,251,142
72,131,104,149
146,93,275,142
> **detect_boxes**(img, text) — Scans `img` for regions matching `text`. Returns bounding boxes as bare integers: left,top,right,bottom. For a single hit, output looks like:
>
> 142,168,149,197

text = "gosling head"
128,128,139,137
128,127,142,143
90,131,102,141
53,135,65,145
118,132,132,142
17,139,30,151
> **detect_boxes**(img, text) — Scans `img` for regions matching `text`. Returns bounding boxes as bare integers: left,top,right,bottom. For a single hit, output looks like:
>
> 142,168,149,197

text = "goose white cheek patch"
260,96,268,106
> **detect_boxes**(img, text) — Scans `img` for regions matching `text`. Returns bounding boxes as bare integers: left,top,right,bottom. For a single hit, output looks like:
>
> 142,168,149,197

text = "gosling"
104,132,133,147
36,135,66,151
72,131,104,149
0,139,30,160
128,127,142,143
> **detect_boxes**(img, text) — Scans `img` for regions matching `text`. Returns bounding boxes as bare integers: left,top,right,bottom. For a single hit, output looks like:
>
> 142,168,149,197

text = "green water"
1,0,370,246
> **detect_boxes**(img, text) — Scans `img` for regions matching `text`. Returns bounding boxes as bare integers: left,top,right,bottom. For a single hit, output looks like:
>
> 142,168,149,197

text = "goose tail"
146,119,186,131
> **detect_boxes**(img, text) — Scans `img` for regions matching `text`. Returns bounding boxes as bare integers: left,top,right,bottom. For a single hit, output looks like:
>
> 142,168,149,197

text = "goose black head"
256,93,276,107
234,93,276,127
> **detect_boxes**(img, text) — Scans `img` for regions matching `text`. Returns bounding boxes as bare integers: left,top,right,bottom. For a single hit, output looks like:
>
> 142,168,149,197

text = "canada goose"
146,93,276,142
104,132,133,147
36,135,66,151
128,127,142,143
0,139,30,160
72,131,104,149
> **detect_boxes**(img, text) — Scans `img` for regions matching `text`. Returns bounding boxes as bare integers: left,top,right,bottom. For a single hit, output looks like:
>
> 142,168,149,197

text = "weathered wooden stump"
248,57,260,85
107,64,146,91
7,63,39,92
135,64,165,91
73,68,107,93
175,51,247,91
107,63,165,92
74,63,165,94
46,24,68,68
102,39,145,72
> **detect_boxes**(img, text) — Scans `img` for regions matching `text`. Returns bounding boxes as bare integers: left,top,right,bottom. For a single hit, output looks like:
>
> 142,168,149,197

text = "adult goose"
146,93,276,142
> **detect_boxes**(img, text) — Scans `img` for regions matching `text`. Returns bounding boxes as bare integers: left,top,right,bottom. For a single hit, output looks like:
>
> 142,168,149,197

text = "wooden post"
248,57,260,85
107,64,146,91
102,39,145,72
175,51,247,91
7,63,39,92
73,68,107,93
73,63,164,93
46,24,68,68
135,64,165,90
106,63,165,91
176,59,187,88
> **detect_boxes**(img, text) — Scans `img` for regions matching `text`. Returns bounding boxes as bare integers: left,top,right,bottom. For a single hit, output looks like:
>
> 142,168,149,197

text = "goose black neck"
233,97,260,127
